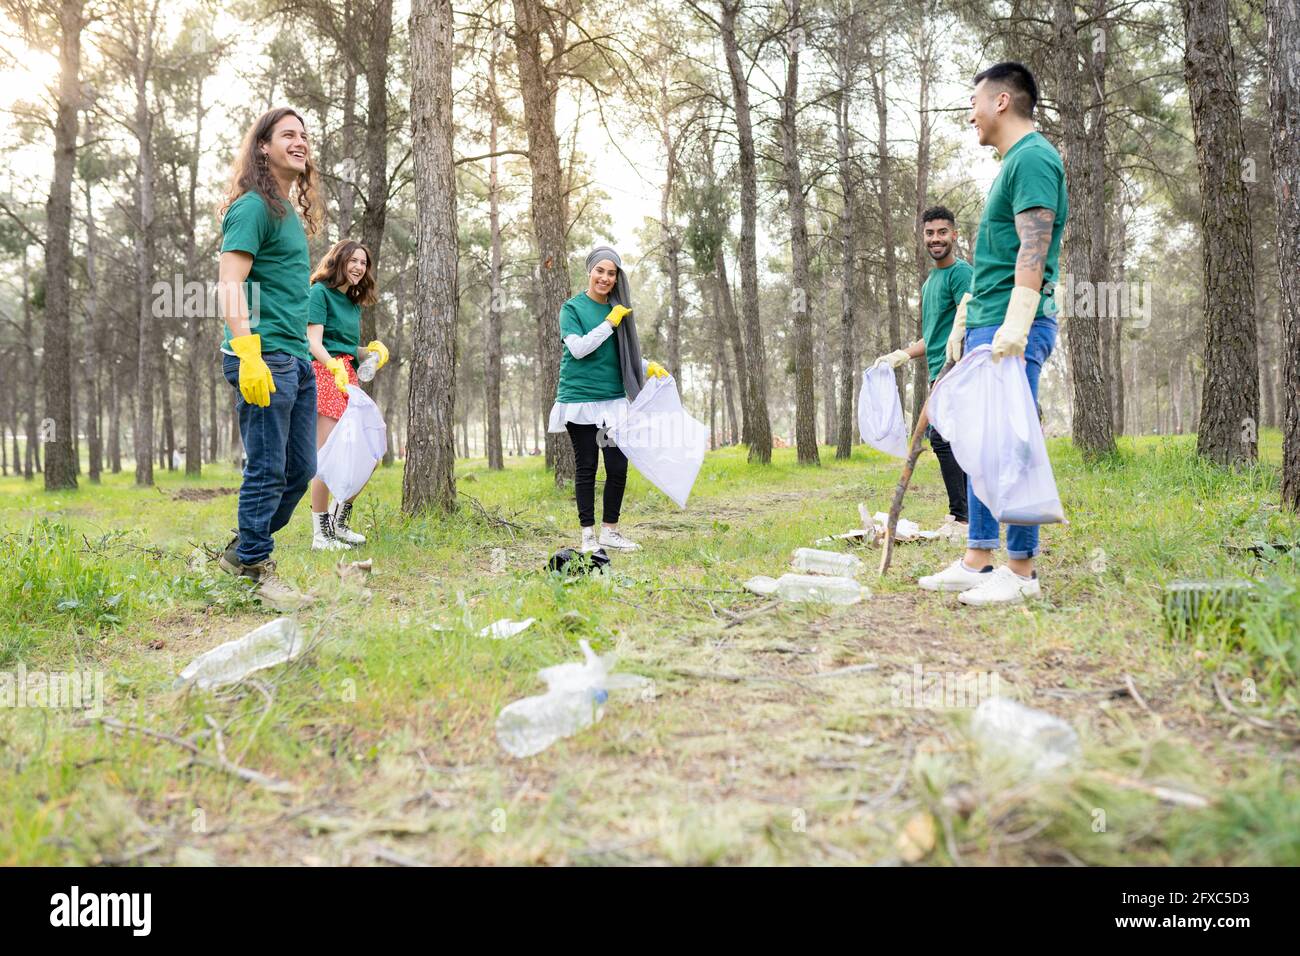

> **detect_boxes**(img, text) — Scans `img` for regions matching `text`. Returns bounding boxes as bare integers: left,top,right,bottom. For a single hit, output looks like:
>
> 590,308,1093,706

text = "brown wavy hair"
310,240,378,306
217,107,323,236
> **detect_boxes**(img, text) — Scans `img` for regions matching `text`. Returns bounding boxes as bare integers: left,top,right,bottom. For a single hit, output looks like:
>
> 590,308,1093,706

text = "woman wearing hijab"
548,246,669,553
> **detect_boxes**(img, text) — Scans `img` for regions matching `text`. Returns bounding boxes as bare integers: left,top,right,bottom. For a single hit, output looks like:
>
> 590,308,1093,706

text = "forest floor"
2,434,1298,866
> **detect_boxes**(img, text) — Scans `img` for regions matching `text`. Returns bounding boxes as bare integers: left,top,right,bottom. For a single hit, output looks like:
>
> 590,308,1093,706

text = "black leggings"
927,424,968,523
566,422,628,527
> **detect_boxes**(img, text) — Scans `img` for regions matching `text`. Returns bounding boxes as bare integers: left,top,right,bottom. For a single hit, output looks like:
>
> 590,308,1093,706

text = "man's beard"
928,244,950,262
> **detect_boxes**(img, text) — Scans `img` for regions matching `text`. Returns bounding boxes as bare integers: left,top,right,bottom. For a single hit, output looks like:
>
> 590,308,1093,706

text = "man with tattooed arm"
918,62,1069,607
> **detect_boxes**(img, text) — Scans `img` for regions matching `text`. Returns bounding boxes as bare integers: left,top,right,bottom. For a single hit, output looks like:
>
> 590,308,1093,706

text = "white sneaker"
311,512,351,551
598,527,641,551
958,566,1041,606
918,558,993,592
580,527,601,553
331,500,366,545
937,516,970,544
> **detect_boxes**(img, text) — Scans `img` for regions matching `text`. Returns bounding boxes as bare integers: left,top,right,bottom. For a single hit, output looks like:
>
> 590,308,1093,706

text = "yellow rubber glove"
990,286,1040,362
945,292,972,363
874,349,911,370
324,357,350,394
364,340,390,369
229,334,275,407
607,304,630,328
646,360,669,379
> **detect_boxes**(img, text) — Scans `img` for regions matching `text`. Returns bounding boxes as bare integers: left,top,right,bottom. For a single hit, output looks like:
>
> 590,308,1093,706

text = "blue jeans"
964,318,1057,559
222,352,317,565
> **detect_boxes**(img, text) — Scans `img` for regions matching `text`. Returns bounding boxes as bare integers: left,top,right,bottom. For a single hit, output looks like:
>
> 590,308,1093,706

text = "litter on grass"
479,617,536,639
495,639,652,757
177,617,307,690
970,698,1080,778
814,504,962,547
744,573,868,605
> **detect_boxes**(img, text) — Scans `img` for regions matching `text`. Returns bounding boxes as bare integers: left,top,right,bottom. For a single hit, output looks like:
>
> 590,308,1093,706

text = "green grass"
0,431,1296,865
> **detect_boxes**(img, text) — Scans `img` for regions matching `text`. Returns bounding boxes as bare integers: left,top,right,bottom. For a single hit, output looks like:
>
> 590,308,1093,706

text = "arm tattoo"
1014,207,1055,278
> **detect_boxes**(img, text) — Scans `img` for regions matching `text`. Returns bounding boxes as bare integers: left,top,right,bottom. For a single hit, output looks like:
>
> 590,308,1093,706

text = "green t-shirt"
556,292,625,403
967,131,1068,329
218,191,311,361
308,282,362,360
920,258,974,380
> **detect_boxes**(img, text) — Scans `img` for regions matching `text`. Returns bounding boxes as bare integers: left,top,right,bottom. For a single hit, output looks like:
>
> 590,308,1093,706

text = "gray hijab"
586,245,646,401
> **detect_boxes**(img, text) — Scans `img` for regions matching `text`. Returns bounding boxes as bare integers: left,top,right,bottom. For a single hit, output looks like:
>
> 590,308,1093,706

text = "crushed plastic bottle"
970,697,1080,776
495,639,650,757
356,349,380,382
791,547,863,576
775,573,868,604
177,617,306,690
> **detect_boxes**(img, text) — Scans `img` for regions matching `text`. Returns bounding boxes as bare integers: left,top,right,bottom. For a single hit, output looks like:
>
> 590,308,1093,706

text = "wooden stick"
879,361,954,576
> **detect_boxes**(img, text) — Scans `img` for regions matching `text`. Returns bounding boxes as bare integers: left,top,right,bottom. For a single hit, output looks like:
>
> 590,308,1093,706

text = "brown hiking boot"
217,534,307,612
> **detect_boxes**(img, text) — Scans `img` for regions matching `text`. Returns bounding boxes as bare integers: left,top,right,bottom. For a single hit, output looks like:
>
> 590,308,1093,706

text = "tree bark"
910,3,934,426
403,0,459,514
780,0,818,465
359,0,392,349
40,0,84,491
1182,0,1260,466
835,27,857,459
484,20,505,470
512,0,574,483
82,146,102,482
1268,0,1300,508
867,37,903,405
130,5,158,487
719,0,773,463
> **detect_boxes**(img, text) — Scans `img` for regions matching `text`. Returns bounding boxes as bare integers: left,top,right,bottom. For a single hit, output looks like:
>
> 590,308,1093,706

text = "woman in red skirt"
306,239,389,550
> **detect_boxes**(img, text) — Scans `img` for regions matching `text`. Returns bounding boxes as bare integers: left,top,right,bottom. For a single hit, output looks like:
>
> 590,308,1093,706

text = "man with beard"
874,204,974,538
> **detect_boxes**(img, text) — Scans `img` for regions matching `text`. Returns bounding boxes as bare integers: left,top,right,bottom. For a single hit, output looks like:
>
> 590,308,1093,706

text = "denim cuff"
967,537,1000,550
1007,547,1039,560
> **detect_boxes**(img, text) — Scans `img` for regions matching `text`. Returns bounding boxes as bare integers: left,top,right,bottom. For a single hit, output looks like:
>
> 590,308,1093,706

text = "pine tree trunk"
780,0,818,465
1056,0,1116,460
360,0,392,349
714,247,748,443
131,14,156,487
910,6,934,426
485,23,505,471
1268,0,1300,508
41,0,84,491
403,0,459,514
1183,0,1260,466
719,0,773,463
835,50,857,460
512,0,574,483
868,39,903,405
82,160,102,482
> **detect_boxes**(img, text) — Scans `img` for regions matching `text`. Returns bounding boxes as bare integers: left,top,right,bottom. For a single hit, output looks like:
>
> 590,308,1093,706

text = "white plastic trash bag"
315,384,387,503
604,376,708,508
929,345,1065,525
857,365,909,458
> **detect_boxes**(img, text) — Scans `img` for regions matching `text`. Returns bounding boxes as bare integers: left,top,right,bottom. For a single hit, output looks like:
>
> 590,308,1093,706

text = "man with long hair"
215,107,323,610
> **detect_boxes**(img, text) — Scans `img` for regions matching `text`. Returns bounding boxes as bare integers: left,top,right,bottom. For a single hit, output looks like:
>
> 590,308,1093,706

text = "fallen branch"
1210,674,1300,737
722,600,780,629
84,716,298,795
880,360,953,576
1091,769,1213,809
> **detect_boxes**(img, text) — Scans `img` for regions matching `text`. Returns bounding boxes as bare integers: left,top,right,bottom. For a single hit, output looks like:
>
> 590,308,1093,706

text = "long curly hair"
310,240,378,306
218,107,323,236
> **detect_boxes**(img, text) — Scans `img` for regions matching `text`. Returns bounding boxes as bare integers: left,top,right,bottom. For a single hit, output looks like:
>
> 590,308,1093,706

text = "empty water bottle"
791,547,863,576
356,348,380,382
495,639,649,758
177,617,305,690
970,698,1080,776
773,573,868,605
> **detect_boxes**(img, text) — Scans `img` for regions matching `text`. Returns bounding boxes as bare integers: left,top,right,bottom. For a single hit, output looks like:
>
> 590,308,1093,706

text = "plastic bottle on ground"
773,573,868,605
791,547,863,576
177,617,306,690
495,639,649,758
970,697,1080,776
